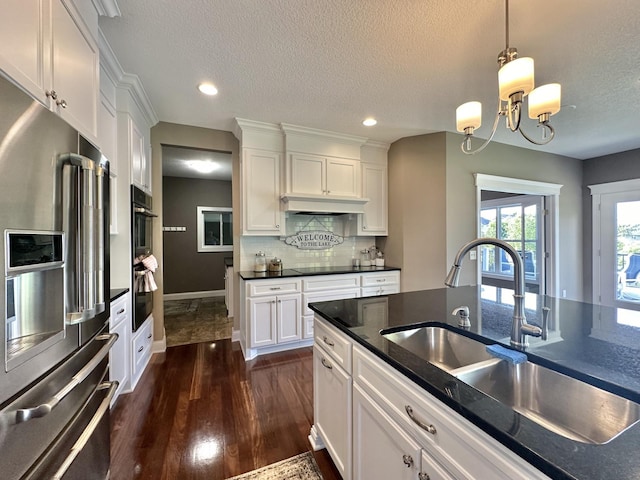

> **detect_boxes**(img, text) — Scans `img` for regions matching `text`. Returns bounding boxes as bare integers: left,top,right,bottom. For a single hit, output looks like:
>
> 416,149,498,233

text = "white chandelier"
456,0,561,155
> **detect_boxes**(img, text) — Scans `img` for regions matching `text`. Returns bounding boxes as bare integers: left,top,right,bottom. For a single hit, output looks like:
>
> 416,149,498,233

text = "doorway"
475,173,562,297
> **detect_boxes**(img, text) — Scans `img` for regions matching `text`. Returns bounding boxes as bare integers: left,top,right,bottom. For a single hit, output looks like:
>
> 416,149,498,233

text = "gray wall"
384,131,584,299
162,176,232,294
582,149,640,301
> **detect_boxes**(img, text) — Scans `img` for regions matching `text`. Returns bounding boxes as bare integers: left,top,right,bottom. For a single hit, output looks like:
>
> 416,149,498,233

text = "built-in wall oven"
132,185,156,331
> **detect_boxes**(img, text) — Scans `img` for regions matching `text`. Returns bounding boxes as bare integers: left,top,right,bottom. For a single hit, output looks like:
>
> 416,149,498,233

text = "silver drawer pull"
377,279,386,282
147,333,152,339
138,346,144,353
322,335,335,347
270,287,281,290
117,308,125,315
15,334,117,424
405,405,437,435
402,454,414,467
51,381,118,480
321,358,333,370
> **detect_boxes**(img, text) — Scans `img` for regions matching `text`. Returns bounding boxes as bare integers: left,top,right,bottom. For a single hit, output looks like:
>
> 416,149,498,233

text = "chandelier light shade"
528,83,562,119
456,102,482,132
498,57,534,100
456,0,562,155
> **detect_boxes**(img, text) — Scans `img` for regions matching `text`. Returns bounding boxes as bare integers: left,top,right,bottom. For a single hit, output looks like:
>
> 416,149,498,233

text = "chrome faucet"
445,238,542,348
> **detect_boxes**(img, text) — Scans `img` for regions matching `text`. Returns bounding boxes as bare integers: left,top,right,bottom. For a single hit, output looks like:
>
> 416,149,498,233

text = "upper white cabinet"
290,153,360,198
358,141,389,236
0,0,99,144
129,116,151,193
243,148,284,235
235,119,285,236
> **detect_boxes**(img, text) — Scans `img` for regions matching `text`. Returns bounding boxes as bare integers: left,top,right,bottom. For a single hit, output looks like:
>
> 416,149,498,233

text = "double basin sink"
382,326,640,444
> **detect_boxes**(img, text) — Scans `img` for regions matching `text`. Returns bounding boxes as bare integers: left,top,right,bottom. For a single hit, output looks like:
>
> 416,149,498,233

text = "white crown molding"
118,73,159,127
280,123,367,147
92,0,121,17
363,139,390,151
234,118,282,140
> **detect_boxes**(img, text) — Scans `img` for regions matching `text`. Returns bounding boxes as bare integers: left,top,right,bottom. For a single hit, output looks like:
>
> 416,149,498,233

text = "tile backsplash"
238,214,376,271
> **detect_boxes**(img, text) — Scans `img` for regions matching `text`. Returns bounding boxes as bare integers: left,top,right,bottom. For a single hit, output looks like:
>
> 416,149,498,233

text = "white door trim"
474,173,563,297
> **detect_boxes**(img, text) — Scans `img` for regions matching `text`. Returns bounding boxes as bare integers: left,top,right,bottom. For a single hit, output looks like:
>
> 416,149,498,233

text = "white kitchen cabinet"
129,115,151,194
353,384,438,480
313,343,352,480
360,270,400,297
357,163,388,235
242,148,284,235
289,153,360,198
0,0,99,144
248,293,301,347
109,293,130,405
131,315,153,390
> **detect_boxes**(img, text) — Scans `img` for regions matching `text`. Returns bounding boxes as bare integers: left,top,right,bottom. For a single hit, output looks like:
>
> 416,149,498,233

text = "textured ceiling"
100,0,640,160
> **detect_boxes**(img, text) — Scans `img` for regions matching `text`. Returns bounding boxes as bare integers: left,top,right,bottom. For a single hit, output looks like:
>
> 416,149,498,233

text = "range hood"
281,193,369,214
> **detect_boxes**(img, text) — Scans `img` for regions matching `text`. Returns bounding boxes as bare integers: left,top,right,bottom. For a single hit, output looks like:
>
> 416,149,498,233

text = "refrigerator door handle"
14,334,117,424
51,381,118,480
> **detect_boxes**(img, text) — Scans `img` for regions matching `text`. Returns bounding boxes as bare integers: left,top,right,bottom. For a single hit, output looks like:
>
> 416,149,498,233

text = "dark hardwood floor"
110,339,341,479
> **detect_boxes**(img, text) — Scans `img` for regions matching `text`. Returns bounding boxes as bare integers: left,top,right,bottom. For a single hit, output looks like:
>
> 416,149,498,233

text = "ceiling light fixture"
456,0,561,155
198,83,218,96
363,118,377,127
187,160,219,174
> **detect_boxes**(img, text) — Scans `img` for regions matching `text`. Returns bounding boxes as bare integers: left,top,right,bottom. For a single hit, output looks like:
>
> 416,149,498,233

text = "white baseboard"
231,328,241,343
152,328,167,353
163,290,225,301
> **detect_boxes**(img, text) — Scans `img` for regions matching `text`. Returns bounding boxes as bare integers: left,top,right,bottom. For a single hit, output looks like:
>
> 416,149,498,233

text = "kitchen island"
309,286,640,480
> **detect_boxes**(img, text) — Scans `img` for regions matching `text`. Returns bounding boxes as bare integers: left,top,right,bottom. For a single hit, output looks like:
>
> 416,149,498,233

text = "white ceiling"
99,0,640,161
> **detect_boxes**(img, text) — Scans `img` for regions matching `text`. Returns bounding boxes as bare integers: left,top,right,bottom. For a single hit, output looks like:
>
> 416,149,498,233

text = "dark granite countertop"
309,286,640,480
238,264,400,280
110,288,129,302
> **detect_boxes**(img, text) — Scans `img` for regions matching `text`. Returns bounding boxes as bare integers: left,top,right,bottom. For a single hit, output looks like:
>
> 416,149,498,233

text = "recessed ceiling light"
187,160,219,173
198,83,218,96
362,118,377,127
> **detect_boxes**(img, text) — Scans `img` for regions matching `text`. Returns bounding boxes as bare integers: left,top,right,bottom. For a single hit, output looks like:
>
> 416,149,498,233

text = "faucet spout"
446,237,536,349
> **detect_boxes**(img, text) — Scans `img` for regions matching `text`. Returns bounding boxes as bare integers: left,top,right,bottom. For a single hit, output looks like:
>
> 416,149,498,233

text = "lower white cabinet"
131,315,153,390
353,384,447,480
311,315,550,480
313,342,352,480
248,293,301,347
109,294,130,406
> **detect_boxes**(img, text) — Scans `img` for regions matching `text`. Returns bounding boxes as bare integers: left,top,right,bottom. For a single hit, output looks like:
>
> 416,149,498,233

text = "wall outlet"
562,289,567,298
469,250,477,260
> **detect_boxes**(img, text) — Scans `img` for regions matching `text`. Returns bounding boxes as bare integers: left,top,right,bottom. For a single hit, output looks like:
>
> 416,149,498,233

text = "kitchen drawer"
352,344,549,480
302,274,360,292
361,285,400,297
303,288,360,315
110,295,128,327
314,316,352,373
360,271,400,287
132,319,153,381
248,279,301,296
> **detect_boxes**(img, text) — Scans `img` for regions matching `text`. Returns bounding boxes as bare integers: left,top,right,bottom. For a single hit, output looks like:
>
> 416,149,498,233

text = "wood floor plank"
111,340,341,479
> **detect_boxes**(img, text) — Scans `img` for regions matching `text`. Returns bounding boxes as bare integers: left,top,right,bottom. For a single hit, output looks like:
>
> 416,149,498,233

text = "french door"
592,181,640,309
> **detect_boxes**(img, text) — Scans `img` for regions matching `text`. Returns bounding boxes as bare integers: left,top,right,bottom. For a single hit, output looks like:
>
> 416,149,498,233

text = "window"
480,195,543,286
197,206,232,252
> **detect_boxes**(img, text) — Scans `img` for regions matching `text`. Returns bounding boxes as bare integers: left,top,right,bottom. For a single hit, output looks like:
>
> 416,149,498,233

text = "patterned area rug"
164,296,232,347
226,452,323,480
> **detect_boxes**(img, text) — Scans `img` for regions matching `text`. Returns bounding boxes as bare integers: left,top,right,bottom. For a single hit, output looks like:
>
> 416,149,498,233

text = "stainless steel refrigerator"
0,73,115,479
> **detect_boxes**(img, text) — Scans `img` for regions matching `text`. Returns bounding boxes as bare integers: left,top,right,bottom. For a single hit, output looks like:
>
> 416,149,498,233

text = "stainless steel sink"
454,360,640,444
382,326,495,371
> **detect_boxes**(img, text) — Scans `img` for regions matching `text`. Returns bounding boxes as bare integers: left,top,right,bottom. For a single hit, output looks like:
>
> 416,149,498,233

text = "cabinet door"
290,153,325,195
130,118,149,193
314,344,351,480
353,384,422,480
420,450,455,480
326,157,359,197
0,0,50,104
243,149,283,235
51,0,99,142
358,163,388,235
248,296,277,347
276,294,301,344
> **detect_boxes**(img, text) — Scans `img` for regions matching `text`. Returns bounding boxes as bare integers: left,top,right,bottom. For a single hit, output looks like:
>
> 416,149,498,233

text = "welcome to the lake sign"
285,230,344,250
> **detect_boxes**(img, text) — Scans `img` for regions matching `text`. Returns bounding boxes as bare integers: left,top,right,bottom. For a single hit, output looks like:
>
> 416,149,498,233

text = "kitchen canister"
254,251,267,272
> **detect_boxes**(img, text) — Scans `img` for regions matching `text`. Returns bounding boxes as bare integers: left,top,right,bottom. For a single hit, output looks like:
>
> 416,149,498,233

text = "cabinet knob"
147,333,152,339
418,473,431,480
46,90,58,100
56,98,67,108
402,454,414,468
363,226,367,229
275,224,280,228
